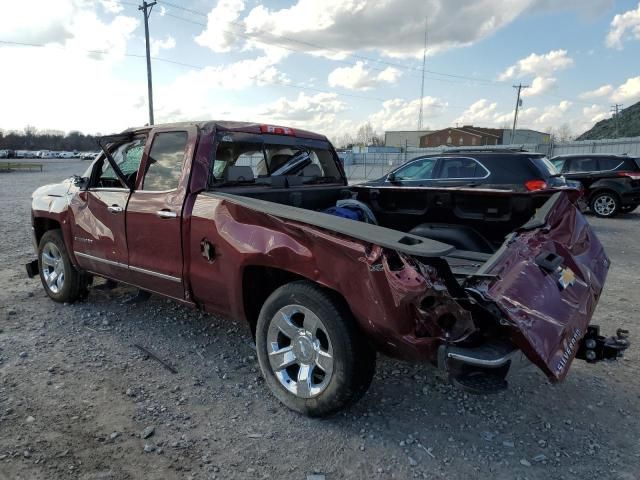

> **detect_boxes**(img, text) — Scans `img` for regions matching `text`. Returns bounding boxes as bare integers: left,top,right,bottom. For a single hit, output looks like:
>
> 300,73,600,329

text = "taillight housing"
617,171,640,180
525,179,548,191
260,124,296,136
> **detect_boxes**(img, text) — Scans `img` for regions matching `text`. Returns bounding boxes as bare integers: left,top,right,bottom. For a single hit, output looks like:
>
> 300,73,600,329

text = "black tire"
590,191,620,218
621,204,639,213
38,229,86,303
256,281,376,417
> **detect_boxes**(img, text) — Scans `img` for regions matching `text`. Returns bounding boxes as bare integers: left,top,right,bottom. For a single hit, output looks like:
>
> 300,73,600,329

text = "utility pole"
417,16,428,131
511,83,529,143
139,1,157,125
610,104,623,138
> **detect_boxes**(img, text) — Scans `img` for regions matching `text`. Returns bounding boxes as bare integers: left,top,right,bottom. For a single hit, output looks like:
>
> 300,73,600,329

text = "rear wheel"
590,191,620,218
256,281,376,417
38,230,86,303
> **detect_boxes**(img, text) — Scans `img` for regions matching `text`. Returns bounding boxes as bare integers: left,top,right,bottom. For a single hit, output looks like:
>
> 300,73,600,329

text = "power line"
0,39,391,103
153,0,506,86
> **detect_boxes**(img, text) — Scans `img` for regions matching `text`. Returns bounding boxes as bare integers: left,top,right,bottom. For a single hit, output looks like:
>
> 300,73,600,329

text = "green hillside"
577,101,640,140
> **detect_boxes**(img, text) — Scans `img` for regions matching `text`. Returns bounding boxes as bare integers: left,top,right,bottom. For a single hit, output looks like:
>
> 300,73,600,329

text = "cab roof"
121,121,328,141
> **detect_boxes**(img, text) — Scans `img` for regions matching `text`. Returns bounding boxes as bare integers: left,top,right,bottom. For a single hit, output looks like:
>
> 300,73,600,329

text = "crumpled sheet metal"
474,193,608,381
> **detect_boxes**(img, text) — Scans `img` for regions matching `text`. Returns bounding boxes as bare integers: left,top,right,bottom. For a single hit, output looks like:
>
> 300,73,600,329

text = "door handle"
157,210,177,219
107,205,123,214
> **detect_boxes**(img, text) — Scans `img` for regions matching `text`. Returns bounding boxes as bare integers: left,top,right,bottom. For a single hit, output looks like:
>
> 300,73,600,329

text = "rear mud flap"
25,259,39,278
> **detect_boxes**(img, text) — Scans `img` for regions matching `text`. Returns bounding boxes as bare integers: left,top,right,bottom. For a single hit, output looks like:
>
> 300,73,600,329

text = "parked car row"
550,153,640,217
0,149,99,159
364,150,640,219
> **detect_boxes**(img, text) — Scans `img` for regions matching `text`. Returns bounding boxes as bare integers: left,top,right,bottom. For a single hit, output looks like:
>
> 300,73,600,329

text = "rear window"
530,156,558,178
598,157,624,171
209,132,342,187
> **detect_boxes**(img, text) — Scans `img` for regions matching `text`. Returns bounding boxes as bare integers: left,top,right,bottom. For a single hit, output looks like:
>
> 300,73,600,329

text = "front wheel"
590,191,620,218
256,281,376,417
38,229,86,303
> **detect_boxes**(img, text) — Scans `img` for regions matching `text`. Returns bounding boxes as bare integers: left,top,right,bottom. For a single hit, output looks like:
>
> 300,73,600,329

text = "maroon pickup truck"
27,121,628,417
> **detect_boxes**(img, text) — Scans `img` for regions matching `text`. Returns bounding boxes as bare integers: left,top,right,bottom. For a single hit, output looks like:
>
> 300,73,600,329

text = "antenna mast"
418,16,427,131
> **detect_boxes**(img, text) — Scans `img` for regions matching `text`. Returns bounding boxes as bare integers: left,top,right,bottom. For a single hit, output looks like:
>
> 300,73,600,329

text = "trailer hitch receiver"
576,325,630,363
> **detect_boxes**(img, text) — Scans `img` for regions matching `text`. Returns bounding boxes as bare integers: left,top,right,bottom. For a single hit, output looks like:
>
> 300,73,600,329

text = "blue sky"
1,0,639,142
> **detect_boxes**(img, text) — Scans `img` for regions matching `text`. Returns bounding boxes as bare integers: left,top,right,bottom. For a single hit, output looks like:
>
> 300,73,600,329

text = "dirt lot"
1,160,639,480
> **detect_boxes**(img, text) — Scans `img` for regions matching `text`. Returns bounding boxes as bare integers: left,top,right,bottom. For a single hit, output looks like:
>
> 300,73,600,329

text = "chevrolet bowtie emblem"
558,267,576,290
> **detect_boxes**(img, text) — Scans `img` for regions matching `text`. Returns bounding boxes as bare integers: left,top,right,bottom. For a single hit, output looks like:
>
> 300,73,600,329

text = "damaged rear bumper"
438,341,517,370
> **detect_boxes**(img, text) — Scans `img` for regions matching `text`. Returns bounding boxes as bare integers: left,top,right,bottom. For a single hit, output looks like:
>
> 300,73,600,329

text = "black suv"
550,154,640,217
362,149,570,192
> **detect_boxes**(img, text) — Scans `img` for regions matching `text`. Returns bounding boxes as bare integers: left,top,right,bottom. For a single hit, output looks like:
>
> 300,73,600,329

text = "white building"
384,130,432,149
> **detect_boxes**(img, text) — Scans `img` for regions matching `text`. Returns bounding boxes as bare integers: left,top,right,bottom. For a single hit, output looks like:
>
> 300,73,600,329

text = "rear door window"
567,157,597,173
435,157,488,179
142,132,188,191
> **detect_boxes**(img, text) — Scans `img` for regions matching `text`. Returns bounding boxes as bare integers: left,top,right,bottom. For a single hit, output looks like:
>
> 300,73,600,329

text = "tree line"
0,126,100,152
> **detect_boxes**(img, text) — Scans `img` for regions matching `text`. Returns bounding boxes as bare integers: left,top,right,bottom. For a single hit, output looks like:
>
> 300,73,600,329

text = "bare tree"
549,123,574,143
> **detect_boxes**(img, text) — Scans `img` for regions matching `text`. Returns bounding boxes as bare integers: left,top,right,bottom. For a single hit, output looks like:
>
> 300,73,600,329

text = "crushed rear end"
431,192,628,391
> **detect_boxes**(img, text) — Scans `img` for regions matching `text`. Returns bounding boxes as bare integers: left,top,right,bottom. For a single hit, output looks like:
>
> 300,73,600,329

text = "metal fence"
342,136,640,181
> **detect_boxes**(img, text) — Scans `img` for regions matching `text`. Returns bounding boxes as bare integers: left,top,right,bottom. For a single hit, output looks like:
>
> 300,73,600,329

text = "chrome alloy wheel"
593,194,617,216
266,304,334,399
41,242,65,293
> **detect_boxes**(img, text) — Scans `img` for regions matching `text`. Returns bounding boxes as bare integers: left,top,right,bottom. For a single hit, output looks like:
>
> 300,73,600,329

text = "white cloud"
0,45,144,133
195,0,246,53
579,84,614,99
535,100,572,126
499,49,573,80
99,0,124,14
327,62,401,90
493,100,572,129
259,92,346,122
195,0,606,60
583,104,609,124
606,2,640,49
151,35,176,56
0,1,141,133
367,97,446,132
522,76,557,97
611,76,640,103
454,99,498,125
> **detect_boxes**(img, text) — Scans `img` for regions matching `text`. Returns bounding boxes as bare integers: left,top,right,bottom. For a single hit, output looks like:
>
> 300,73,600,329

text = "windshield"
209,132,342,187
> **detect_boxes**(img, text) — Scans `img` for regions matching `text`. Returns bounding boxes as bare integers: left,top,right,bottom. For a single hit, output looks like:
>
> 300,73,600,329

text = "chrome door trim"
75,251,128,268
75,252,182,283
129,265,182,283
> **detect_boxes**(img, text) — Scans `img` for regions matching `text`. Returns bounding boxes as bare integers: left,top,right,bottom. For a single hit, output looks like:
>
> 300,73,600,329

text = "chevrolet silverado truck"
27,121,629,417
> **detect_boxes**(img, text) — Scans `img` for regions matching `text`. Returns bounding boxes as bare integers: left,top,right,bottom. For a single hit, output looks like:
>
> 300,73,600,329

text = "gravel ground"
1,160,639,480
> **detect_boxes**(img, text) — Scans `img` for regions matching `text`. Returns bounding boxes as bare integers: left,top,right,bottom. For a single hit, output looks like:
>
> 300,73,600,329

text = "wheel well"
242,266,304,337
241,266,353,338
33,218,61,246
